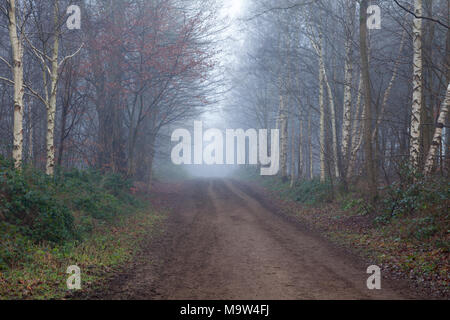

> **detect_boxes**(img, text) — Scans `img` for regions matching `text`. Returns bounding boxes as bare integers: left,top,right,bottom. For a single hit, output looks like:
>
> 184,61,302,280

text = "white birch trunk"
7,0,24,168
324,72,340,178
318,33,326,182
46,1,60,175
360,0,377,198
347,72,364,179
424,83,450,174
409,0,423,169
290,118,296,187
279,34,291,180
341,0,356,167
46,30,59,175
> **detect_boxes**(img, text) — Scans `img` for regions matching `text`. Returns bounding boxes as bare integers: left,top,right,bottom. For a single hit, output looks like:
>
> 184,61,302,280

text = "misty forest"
0,0,449,300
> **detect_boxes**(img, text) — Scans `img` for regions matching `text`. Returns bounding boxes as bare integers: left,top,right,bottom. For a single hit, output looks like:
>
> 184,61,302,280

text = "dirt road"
103,179,414,300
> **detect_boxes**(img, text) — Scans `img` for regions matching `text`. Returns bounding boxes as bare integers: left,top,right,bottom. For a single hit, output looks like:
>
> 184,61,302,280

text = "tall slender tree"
360,0,377,200
410,0,424,170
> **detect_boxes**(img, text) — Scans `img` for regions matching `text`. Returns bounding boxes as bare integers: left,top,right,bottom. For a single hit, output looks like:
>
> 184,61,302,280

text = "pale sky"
226,0,243,18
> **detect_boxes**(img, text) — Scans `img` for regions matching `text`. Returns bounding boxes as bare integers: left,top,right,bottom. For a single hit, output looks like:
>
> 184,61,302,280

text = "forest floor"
91,179,421,300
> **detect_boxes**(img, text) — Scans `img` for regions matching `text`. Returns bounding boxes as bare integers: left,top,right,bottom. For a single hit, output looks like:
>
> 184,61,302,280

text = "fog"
0,0,448,183
1,0,449,301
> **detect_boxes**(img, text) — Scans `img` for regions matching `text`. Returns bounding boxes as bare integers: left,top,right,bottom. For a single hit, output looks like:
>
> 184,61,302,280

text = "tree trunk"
298,112,303,180
7,0,25,168
420,0,435,167
424,83,450,174
290,118,296,188
46,1,60,175
409,0,423,170
347,71,364,179
308,111,313,180
56,61,74,168
446,7,450,172
279,91,288,180
318,32,326,182
279,33,291,182
56,103,67,168
28,102,33,165
324,72,340,179
147,133,157,188
341,0,356,176
360,0,377,200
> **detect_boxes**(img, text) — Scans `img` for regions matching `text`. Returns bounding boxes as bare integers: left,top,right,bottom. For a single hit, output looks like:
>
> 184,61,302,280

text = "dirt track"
102,179,415,300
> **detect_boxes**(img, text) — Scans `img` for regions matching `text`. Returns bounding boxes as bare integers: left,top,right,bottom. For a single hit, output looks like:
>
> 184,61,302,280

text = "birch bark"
360,0,377,199
341,0,356,170
409,0,423,170
424,84,450,174
318,32,326,182
46,1,60,175
7,0,25,168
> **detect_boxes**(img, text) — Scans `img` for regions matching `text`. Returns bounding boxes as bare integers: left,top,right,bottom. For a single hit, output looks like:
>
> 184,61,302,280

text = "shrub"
55,169,143,222
291,179,333,205
0,156,149,273
0,157,145,246
380,166,449,222
341,197,372,216
0,159,75,244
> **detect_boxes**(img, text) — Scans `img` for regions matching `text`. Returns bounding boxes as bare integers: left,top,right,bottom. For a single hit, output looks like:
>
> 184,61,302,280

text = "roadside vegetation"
0,156,165,300
237,167,449,298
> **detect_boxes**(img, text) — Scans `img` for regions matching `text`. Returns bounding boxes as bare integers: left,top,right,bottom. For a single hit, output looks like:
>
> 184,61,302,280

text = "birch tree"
45,1,61,176
341,0,356,176
290,118,296,187
306,16,331,182
347,72,364,179
318,32,326,182
1,0,25,168
324,71,339,179
409,0,423,170
424,83,450,175
359,0,377,199
278,33,289,181
305,19,327,182
26,0,82,175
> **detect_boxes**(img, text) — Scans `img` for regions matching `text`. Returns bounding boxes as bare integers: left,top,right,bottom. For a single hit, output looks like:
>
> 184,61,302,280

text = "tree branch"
393,0,450,29
59,43,84,68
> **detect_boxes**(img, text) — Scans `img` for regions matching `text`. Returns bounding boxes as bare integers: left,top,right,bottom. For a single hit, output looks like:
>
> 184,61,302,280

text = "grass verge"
0,156,166,299
0,209,165,299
